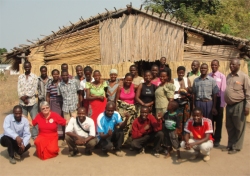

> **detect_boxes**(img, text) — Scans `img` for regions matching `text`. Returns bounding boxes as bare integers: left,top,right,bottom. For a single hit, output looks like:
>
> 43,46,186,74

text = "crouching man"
181,107,213,161
131,106,164,158
65,107,97,156
0,105,31,164
97,102,129,157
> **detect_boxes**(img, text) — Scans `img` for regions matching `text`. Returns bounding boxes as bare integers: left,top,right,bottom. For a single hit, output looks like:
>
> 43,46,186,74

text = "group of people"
0,57,249,165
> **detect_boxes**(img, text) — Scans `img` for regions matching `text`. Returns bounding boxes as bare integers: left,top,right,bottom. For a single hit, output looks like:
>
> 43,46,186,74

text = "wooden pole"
114,7,117,12
146,7,149,13
139,4,143,10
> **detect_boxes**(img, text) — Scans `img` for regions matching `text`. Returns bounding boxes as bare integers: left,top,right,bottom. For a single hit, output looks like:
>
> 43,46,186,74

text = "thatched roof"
4,5,250,60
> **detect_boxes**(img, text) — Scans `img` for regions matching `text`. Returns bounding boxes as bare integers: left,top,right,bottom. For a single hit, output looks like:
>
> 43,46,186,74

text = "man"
224,58,250,154
65,107,97,156
159,56,172,82
61,63,73,79
58,71,80,120
208,60,226,147
131,106,164,158
193,63,219,120
181,108,213,162
37,66,52,110
187,60,201,86
17,61,38,139
97,102,129,157
74,65,84,105
0,105,31,164
129,65,143,86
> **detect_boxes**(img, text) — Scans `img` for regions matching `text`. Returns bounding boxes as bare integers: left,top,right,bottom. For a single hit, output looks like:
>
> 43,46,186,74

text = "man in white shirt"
65,107,97,156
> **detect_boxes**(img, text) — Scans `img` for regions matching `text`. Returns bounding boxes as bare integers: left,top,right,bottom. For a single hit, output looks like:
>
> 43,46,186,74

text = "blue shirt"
97,111,122,136
1,114,31,146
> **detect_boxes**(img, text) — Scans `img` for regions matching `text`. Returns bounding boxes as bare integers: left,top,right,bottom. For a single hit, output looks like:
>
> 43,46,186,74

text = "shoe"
75,151,82,156
68,151,75,157
152,151,160,158
85,150,92,156
221,147,231,152
213,142,220,147
129,147,134,151
228,149,240,154
102,148,108,155
203,155,210,161
9,157,16,164
115,150,123,157
190,152,199,160
14,152,21,160
139,148,145,154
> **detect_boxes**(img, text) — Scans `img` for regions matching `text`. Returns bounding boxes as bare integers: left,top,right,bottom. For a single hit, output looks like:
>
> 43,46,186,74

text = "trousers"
0,135,31,158
21,103,38,139
213,97,224,143
180,139,213,156
65,134,97,152
131,131,164,152
99,128,124,151
226,101,246,150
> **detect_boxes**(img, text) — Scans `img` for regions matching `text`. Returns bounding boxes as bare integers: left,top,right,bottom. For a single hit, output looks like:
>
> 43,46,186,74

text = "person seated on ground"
65,107,97,157
162,101,181,159
131,106,164,158
97,102,129,157
180,107,213,162
32,101,66,160
0,105,31,164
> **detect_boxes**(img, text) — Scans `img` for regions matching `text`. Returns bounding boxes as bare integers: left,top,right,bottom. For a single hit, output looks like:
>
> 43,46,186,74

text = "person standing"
0,105,31,164
208,60,226,147
129,65,143,86
58,71,80,120
106,69,120,102
151,65,161,87
193,63,219,120
187,60,201,86
159,57,172,82
37,66,52,111
17,61,38,139
61,63,73,79
224,58,250,154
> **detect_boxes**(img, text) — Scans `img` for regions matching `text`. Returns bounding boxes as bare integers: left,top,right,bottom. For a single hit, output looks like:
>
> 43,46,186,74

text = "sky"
0,0,142,51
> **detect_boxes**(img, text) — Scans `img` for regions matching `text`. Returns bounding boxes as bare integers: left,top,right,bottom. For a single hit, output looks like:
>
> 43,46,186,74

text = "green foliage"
0,48,8,63
144,0,250,39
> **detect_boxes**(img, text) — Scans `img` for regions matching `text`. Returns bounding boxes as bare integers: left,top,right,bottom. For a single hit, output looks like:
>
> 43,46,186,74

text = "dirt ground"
0,76,250,176
1,104,250,176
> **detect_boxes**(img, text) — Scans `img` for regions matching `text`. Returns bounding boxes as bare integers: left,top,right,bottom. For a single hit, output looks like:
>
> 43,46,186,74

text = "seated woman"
151,65,161,87
135,71,156,114
32,101,66,160
115,73,137,144
173,66,191,140
106,69,120,102
86,70,107,128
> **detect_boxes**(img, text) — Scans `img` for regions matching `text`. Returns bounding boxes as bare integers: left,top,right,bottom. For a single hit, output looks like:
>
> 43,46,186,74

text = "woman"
173,66,191,140
155,70,175,115
80,66,94,113
86,70,107,128
115,73,137,144
159,56,172,82
151,65,161,86
106,69,120,102
32,101,66,160
135,71,156,114
46,69,64,138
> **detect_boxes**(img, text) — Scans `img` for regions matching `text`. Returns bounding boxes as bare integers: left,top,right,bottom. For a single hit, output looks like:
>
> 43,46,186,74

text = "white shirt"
173,77,188,99
79,77,95,99
65,117,96,138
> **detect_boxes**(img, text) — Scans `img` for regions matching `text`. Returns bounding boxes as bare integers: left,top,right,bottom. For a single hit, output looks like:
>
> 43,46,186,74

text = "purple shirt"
208,71,226,107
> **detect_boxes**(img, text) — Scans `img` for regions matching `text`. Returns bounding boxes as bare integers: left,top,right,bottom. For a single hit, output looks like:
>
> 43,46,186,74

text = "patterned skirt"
117,100,138,144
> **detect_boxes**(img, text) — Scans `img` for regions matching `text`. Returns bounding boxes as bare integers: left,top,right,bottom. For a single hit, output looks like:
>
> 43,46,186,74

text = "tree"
0,48,8,63
144,0,250,39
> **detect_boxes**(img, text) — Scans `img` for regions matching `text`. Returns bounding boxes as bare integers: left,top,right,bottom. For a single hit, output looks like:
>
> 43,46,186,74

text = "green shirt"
155,83,175,109
86,81,107,96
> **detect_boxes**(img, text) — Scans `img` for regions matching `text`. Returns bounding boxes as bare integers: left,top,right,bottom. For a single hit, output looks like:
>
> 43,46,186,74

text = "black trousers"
131,131,164,152
0,135,31,158
99,129,124,151
213,97,223,143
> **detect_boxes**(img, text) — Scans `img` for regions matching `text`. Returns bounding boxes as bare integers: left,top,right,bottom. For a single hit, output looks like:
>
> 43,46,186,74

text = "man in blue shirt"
97,102,129,157
0,105,31,164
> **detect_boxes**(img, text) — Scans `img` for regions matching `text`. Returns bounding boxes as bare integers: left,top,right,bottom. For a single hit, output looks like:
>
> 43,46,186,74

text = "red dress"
32,111,66,160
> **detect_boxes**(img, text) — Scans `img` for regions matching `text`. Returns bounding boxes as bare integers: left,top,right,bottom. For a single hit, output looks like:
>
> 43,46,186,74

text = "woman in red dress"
32,101,66,160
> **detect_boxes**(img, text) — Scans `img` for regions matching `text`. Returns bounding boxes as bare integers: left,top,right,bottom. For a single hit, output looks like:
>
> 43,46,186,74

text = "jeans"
21,103,38,139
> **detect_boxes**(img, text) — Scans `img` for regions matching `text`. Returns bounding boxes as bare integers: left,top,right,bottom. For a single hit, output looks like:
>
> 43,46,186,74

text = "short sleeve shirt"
86,81,107,96
155,83,175,109
97,111,122,136
184,117,213,141
79,77,95,99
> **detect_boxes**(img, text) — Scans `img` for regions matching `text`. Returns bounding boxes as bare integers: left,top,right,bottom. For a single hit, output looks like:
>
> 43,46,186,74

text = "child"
163,101,181,159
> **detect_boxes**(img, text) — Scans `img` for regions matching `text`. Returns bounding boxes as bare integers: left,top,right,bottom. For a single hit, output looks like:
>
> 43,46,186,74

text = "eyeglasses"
41,107,50,111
